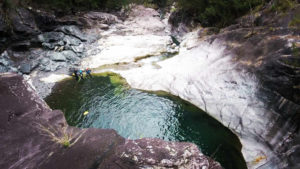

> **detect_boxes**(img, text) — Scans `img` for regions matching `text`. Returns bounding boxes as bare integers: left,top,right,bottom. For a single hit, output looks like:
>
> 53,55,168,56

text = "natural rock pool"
45,73,247,169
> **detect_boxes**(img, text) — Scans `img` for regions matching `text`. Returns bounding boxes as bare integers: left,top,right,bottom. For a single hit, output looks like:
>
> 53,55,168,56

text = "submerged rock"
0,73,222,169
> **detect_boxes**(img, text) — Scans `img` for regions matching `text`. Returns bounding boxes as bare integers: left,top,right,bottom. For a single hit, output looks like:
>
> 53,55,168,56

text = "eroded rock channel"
1,2,300,169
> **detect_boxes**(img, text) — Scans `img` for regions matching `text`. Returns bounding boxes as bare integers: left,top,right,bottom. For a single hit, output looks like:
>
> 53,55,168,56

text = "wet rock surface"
0,73,222,169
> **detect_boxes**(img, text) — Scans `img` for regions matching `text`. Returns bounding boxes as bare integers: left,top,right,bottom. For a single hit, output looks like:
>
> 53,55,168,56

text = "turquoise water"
45,73,247,169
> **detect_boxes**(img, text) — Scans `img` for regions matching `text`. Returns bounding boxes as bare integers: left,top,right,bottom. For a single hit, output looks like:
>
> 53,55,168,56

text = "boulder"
0,73,222,169
18,60,40,74
19,63,31,74
30,60,40,71
38,32,65,43
61,50,78,61
40,60,66,72
40,50,79,71
42,43,55,50
0,65,8,73
56,25,86,42
40,58,50,66
63,35,81,46
48,52,67,62
84,12,121,25
0,51,10,67
70,44,85,54
0,51,14,73
42,41,64,50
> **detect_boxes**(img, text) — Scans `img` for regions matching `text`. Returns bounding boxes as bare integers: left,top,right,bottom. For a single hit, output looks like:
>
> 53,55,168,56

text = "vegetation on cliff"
2,0,299,28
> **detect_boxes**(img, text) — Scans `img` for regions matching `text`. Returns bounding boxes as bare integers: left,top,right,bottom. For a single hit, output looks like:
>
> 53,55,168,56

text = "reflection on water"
45,73,247,169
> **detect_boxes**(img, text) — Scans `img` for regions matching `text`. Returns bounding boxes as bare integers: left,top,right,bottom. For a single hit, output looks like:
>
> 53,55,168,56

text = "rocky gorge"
0,2,300,169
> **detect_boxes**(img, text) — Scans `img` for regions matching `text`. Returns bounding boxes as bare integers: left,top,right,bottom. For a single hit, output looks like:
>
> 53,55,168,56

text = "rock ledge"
0,73,222,169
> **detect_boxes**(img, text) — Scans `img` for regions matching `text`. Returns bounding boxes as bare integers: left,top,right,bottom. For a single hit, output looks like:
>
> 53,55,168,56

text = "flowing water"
45,73,247,169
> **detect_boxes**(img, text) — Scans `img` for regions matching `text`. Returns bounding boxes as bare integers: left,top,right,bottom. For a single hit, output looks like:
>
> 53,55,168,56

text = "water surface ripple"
45,74,247,169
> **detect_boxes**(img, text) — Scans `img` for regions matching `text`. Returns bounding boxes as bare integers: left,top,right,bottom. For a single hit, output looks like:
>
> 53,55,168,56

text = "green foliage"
281,43,300,68
30,0,129,11
270,0,296,12
61,135,71,148
174,0,265,27
28,0,174,11
2,0,15,10
25,0,266,28
289,13,300,28
38,123,85,148
122,0,171,8
292,43,300,57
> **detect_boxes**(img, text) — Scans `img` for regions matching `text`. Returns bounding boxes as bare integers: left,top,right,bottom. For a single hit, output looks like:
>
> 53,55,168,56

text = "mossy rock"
92,72,128,86
289,13,300,28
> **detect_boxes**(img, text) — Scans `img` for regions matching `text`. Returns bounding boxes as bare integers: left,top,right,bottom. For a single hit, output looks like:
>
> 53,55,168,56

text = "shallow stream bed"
45,73,247,169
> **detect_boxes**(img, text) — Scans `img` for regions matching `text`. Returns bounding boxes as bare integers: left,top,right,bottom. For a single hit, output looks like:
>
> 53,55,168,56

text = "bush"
2,0,15,10
29,0,129,11
14,0,278,28
271,0,296,12
174,0,265,27
289,13,300,28
27,0,174,12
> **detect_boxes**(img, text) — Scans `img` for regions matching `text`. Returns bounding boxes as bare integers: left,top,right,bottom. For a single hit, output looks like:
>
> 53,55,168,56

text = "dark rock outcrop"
0,6,90,75
10,8,39,35
0,5,121,76
0,73,222,169
56,25,87,42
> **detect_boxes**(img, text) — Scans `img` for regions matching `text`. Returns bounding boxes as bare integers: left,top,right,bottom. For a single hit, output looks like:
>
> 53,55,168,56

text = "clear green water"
45,73,247,169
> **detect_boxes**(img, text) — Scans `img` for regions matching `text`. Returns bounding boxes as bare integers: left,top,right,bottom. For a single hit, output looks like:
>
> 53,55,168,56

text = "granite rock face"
207,5,300,168
0,73,222,169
